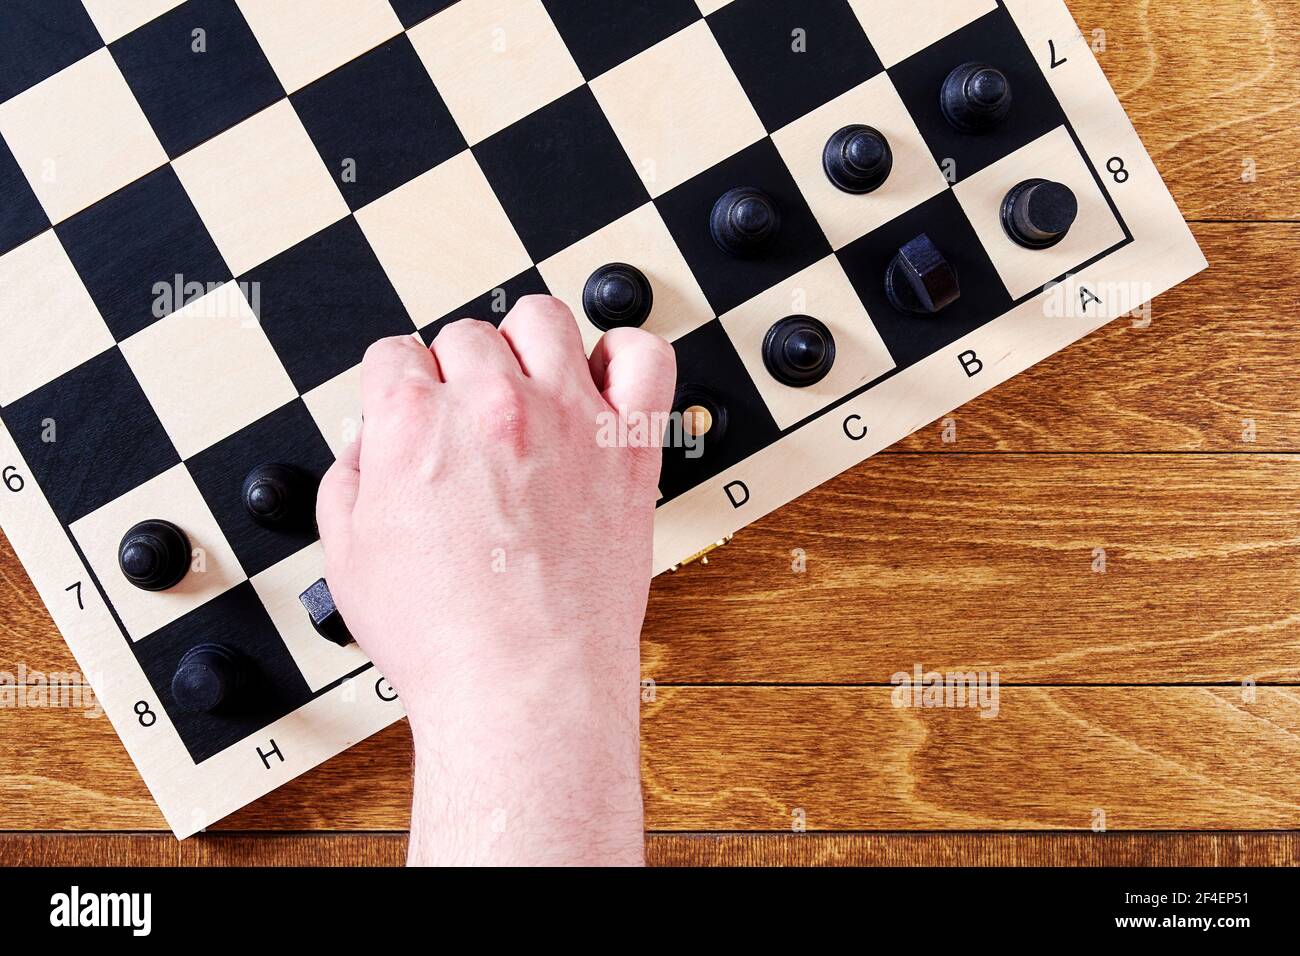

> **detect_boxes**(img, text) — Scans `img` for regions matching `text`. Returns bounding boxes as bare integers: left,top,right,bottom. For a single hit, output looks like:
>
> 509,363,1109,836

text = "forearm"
405,658,645,867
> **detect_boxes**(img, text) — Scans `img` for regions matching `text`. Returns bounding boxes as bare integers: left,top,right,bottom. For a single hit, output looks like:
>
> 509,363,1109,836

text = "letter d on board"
724,481,750,509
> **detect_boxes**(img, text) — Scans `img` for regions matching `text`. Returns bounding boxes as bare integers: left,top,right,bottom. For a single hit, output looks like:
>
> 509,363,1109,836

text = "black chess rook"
823,125,893,194
710,187,781,257
171,643,243,714
941,62,1013,133
1002,179,1079,248
885,234,962,315
583,263,653,330
118,519,191,592
763,316,837,388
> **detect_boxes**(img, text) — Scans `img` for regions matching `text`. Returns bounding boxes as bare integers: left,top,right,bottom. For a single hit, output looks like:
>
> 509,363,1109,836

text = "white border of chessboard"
0,0,1206,838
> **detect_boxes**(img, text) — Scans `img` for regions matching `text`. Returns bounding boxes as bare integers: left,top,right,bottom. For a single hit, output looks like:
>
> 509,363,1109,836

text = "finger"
316,454,359,553
430,318,523,382
498,295,593,388
589,327,677,419
359,336,440,473
361,335,441,415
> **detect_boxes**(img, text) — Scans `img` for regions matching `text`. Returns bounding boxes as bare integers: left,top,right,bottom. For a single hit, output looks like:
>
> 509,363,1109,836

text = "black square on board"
419,268,550,344
242,216,413,394
708,0,883,133
0,0,102,104
474,86,649,263
541,0,701,80
292,35,466,212
186,400,333,578
658,320,781,503
131,583,314,764
888,6,1067,185
0,348,179,524
388,0,457,29
0,133,49,255
837,190,1013,370
56,165,231,341
656,138,831,316
109,0,284,158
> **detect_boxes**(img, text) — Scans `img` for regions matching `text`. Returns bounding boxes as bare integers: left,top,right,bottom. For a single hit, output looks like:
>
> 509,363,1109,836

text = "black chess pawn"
118,519,191,591
763,316,836,388
673,384,728,454
710,187,781,258
300,578,354,646
171,643,243,714
1001,179,1079,248
823,125,893,194
242,463,311,530
583,263,654,330
941,63,1013,133
885,234,961,315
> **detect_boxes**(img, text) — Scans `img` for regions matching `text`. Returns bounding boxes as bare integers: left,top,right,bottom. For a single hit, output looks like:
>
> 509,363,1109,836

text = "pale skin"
316,296,676,867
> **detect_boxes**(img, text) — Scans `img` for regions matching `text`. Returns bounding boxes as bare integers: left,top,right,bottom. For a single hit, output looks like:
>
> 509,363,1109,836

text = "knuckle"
473,380,530,449
511,294,576,328
434,316,496,346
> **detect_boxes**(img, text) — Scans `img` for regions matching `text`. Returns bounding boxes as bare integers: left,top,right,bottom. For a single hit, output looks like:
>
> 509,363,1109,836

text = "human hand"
316,295,676,866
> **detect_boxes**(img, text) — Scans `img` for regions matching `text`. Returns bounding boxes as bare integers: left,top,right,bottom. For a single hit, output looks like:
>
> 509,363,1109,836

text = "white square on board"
0,48,167,223
119,282,298,459
719,256,896,430
408,0,584,145
355,151,532,326
590,19,765,198
236,0,402,93
0,232,115,405
303,365,363,460
80,0,186,43
773,73,950,250
252,542,371,693
70,463,245,640
171,100,348,276
849,0,999,67
953,125,1126,300
537,203,715,354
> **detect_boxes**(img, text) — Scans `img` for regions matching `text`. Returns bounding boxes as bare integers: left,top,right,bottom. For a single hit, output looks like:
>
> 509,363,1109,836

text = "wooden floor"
2,0,1298,866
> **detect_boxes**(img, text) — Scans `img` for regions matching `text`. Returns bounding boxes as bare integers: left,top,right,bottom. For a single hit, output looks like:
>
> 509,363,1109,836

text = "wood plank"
2,687,1297,831
1078,0,1300,221
891,224,1300,453
643,454,1300,683
5,453,1297,682
3,831,1296,867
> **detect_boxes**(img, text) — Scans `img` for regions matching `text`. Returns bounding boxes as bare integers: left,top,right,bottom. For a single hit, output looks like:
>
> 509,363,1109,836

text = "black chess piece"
823,125,893,194
763,316,837,388
710,187,781,257
941,63,1013,133
1001,179,1079,248
242,463,311,530
673,384,728,454
582,263,654,330
300,578,354,646
885,234,961,315
118,519,191,591
171,643,242,714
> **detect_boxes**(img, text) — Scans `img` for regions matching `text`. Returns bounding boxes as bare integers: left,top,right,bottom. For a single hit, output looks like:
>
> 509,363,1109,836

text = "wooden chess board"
0,0,1204,836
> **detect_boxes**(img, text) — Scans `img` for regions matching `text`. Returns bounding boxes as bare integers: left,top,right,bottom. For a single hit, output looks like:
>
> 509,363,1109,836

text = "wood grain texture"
2,687,1298,832
3,831,1296,867
9,454,1295,683
1080,0,1300,221
0,0,1295,864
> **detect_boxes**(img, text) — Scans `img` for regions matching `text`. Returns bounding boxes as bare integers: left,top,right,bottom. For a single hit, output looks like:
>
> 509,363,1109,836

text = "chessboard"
0,0,1205,837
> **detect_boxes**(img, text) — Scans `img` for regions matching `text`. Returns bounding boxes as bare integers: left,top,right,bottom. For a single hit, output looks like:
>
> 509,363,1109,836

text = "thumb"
588,327,677,427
